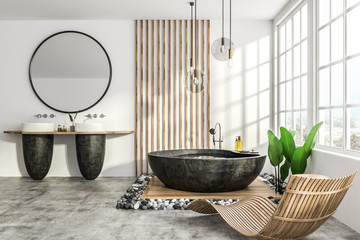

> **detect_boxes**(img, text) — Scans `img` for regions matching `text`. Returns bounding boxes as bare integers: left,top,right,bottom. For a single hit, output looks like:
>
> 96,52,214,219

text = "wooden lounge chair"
187,171,357,240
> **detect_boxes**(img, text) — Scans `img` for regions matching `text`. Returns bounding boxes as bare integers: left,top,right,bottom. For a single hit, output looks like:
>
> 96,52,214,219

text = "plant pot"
70,125,75,132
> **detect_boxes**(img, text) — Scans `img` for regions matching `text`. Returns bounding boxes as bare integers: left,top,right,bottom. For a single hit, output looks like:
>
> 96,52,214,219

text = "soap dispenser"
235,136,243,152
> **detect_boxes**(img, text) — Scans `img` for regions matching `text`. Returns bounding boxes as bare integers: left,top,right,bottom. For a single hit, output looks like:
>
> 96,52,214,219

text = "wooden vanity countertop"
4,130,134,135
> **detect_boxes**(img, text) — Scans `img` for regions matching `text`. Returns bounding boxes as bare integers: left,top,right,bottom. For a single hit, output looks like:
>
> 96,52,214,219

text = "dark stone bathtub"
147,149,266,192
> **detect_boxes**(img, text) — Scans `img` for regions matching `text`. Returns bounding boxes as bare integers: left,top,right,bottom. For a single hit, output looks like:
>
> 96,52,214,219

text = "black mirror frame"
28,30,112,113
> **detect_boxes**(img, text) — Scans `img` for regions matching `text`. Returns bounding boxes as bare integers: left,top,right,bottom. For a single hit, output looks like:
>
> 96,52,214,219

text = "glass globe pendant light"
184,0,207,93
211,0,235,62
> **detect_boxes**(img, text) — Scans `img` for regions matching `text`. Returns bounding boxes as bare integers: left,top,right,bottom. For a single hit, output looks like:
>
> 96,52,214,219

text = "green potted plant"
267,121,323,193
69,113,78,132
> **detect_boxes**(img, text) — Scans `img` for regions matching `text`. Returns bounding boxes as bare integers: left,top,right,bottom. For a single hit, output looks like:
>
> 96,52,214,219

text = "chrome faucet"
35,114,50,119
84,113,106,122
209,122,223,149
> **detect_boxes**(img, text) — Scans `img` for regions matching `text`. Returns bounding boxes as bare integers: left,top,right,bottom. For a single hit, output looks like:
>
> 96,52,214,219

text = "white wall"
307,150,360,233
0,20,135,177
210,19,274,173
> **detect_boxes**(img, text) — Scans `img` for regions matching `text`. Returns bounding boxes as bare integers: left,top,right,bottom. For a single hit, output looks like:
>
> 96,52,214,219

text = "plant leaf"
280,127,296,163
290,131,296,137
280,160,291,181
267,130,283,167
69,114,73,122
291,146,308,174
268,129,277,142
303,121,323,158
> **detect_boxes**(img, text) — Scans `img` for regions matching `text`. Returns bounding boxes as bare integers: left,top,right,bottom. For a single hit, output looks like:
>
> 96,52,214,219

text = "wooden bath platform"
141,177,282,200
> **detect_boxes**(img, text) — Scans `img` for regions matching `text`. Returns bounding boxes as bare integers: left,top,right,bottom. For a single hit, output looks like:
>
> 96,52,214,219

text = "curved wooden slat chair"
187,171,357,240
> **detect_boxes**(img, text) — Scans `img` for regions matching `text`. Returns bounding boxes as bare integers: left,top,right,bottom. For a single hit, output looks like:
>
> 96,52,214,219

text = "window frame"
274,0,310,143
315,0,360,156
273,0,360,158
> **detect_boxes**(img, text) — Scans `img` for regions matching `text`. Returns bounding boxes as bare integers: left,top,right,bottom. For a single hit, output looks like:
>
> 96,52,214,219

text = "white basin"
22,123,55,132
75,123,104,132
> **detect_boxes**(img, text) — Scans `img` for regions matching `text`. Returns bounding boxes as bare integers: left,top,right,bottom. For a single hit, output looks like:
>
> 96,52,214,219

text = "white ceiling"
0,0,290,20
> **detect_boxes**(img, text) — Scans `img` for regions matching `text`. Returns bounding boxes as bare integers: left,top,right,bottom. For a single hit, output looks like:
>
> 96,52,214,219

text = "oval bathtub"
147,149,266,193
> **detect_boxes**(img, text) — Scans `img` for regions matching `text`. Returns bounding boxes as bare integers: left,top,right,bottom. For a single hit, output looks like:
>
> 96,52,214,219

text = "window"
317,0,360,152
275,0,360,155
277,3,308,142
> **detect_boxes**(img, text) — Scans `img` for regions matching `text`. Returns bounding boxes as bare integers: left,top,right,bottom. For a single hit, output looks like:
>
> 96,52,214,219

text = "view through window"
277,3,308,143
317,0,360,152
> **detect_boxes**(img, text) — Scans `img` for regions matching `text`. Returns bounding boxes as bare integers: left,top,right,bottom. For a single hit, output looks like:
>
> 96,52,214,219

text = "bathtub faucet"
209,122,223,149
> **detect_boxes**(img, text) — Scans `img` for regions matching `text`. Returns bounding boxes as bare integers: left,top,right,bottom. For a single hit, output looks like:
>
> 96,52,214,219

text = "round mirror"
29,31,112,113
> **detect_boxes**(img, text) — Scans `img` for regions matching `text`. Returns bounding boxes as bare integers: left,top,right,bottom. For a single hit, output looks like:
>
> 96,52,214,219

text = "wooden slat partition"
196,17,199,149
140,20,144,174
207,20,211,149
179,20,183,149
162,20,166,151
168,20,171,150
146,20,149,173
135,20,211,175
134,21,138,176
185,20,189,150
157,21,161,151
151,21,155,153
174,21,177,149
202,20,205,149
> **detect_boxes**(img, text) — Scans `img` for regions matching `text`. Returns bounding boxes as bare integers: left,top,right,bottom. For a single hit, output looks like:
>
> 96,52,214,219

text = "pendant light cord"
229,0,231,49
190,2,194,68
222,0,224,40
195,0,197,69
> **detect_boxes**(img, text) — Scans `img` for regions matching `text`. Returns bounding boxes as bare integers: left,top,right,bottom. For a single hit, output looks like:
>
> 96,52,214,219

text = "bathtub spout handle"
210,123,223,149
209,128,216,149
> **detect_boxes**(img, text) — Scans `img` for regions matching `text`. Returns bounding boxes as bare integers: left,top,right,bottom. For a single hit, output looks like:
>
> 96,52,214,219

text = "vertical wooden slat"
174,20,177,149
162,20,166,150
146,20,149,173
135,20,138,176
140,20,144,174
196,19,200,149
168,20,171,149
151,20,155,153
202,20,205,149
179,20,183,149
185,20,189,150
190,20,194,149
184,20,189,149
157,20,161,151
207,20,211,149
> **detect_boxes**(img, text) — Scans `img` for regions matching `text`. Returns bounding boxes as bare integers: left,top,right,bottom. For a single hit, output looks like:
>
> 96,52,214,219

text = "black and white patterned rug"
116,173,285,210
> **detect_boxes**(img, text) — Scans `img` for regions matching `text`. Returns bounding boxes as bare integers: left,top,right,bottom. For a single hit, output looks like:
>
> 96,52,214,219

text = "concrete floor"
0,177,359,240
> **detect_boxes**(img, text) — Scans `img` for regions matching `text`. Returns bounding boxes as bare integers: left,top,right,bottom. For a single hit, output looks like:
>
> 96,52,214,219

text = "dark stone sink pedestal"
22,134,54,180
76,134,106,180
13,131,129,180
